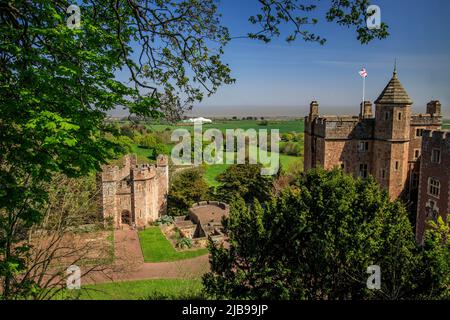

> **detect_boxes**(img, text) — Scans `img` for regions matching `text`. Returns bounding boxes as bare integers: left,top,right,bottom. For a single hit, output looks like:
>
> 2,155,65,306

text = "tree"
245,0,388,44
417,216,450,299
0,173,112,300
138,133,169,157
203,169,449,300
215,164,274,204
167,168,210,216
0,0,231,299
1,0,389,299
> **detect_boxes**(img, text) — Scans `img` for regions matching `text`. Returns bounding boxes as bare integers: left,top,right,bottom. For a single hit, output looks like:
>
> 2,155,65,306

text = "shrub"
176,237,193,249
155,215,174,226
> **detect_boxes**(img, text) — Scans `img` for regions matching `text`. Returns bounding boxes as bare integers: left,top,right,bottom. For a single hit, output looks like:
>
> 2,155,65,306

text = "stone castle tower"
372,68,413,199
416,130,450,243
304,68,442,211
98,154,169,229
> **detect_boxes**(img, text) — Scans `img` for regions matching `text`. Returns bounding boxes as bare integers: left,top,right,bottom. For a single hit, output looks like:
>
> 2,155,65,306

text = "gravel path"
83,229,210,284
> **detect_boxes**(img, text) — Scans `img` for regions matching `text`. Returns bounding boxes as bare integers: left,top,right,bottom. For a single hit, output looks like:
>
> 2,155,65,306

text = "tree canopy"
215,164,274,204
203,169,450,300
1,0,389,299
167,167,210,216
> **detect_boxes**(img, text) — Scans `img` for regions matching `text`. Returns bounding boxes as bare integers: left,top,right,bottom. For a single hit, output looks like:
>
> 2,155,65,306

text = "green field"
204,152,302,186
131,143,158,164
63,279,203,300
125,119,305,186
146,119,304,134
138,227,208,263
443,119,450,130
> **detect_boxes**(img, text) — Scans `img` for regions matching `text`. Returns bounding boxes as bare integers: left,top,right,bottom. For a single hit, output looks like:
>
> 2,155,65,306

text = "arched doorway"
121,210,131,225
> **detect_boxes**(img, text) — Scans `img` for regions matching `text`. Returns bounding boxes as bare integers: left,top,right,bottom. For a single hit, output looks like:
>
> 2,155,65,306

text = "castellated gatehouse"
98,154,169,229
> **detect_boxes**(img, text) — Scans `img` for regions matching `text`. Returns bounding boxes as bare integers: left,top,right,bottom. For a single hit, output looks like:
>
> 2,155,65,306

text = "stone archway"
121,210,132,225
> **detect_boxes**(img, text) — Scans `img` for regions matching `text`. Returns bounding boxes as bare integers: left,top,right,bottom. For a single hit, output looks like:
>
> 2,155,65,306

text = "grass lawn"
130,144,159,164
63,279,203,300
204,163,230,187
139,227,208,263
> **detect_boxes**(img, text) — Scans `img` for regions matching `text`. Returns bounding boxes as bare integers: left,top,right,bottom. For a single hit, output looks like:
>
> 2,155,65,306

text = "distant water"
109,104,449,119
186,105,360,118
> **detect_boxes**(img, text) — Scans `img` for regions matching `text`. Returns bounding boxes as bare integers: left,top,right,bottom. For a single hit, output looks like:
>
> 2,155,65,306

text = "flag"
359,68,368,78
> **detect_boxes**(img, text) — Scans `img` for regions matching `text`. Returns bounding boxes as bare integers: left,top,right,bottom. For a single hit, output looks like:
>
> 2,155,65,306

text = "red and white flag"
359,68,368,78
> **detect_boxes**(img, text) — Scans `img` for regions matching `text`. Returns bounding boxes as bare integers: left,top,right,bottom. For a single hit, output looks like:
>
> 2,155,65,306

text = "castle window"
414,149,420,160
358,141,369,152
416,128,424,137
395,161,399,171
398,112,402,120
381,169,386,179
359,164,368,179
428,178,440,198
431,149,441,163
385,112,389,120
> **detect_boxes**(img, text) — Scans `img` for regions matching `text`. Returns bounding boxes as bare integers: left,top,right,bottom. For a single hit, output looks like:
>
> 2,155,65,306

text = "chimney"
310,101,319,118
426,100,441,116
360,101,373,119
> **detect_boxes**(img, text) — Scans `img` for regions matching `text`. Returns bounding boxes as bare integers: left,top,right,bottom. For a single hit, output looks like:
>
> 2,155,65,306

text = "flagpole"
359,68,367,117
363,75,366,106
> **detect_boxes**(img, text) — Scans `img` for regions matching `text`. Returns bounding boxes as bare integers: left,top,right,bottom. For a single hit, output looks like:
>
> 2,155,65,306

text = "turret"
156,154,169,167
373,67,413,199
360,101,373,119
426,100,441,116
309,101,319,118
374,68,413,141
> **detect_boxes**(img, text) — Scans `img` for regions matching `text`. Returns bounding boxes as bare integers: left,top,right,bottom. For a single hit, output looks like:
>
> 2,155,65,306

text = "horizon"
113,0,450,119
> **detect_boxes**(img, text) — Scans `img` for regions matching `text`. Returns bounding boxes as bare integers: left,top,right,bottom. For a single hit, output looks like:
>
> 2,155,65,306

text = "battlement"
411,113,442,126
101,154,137,182
309,115,374,140
423,129,450,142
192,201,230,211
132,164,157,181
98,153,170,229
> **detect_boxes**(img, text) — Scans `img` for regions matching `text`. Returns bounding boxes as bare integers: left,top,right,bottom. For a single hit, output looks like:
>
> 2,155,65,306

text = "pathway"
83,229,210,284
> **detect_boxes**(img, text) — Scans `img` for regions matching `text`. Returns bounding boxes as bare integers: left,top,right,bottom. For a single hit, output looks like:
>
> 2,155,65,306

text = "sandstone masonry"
416,130,450,242
304,68,448,242
98,154,169,229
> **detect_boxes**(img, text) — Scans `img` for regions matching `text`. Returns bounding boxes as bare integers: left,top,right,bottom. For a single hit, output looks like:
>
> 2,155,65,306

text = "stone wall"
416,130,450,243
304,98,443,215
98,154,169,229
302,70,445,243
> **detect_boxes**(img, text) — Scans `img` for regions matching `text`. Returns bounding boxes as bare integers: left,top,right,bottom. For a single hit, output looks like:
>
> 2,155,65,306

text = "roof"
189,203,229,225
375,69,413,105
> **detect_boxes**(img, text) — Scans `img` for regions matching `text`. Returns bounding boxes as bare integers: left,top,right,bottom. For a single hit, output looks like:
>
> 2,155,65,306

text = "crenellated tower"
98,154,169,229
373,68,413,199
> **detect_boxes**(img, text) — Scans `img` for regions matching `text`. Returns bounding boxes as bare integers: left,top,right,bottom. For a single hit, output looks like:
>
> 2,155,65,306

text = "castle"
98,154,169,229
416,130,450,242
304,68,448,242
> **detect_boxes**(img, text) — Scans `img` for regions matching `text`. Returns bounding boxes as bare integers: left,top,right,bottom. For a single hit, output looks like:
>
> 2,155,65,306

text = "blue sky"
188,0,450,117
